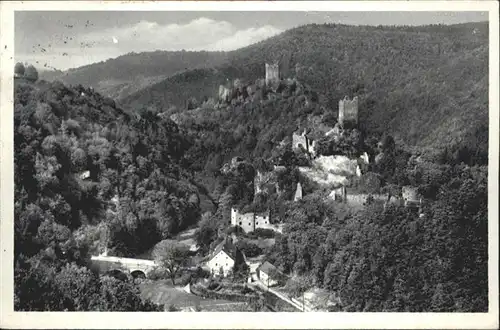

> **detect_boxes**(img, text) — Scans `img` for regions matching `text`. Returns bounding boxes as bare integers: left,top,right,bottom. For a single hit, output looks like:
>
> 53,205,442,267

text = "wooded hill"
13,21,489,312
121,22,488,155
40,50,229,100
13,78,210,310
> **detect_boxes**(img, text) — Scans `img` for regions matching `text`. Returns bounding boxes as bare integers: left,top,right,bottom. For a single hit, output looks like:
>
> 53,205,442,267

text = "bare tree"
153,240,190,286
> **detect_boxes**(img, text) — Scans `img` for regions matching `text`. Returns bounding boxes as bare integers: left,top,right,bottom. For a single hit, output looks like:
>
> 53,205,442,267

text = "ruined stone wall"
231,208,255,233
254,170,278,195
240,213,256,233
294,182,303,201
402,186,418,201
402,186,420,207
218,85,232,103
309,140,317,157
329,186,347,202
360,152,369,165
254,172,263,195
265,63,280,85
338,96,359,126
231,207,274,233
230,208,239,227
292,131,308,152
255,211,271,229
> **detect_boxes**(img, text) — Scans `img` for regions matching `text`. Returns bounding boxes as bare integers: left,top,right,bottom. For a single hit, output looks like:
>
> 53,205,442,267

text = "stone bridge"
90,255,158,279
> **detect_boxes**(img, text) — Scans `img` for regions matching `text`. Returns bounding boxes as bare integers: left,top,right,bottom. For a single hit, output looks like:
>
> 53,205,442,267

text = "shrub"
236,240,263,258
15,62,25,75
178,273,192,286
225,225,244,236
147,267,169,280
191,266,211,280
167,304,180,312
24,65,39,82
207,280,221,291
253,228,275,239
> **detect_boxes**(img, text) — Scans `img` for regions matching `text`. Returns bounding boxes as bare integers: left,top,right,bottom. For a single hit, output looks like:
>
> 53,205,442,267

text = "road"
249,279,312,312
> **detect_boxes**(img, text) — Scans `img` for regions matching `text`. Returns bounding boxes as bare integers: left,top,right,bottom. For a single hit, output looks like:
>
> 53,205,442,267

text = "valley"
13,21,488,313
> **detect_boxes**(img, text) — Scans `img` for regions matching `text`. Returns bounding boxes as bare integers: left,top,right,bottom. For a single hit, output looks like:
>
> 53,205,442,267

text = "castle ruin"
230,208,272,233
402,186,421,208
338,96,359,127
254,170,279,195
329,186,347,202
292,129,316,157
218,85,232,103
294,182,303,202
265,62,280,86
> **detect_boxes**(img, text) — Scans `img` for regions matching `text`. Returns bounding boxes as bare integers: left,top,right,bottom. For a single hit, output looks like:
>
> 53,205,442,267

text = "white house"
206,239,243,277
256,261,283,287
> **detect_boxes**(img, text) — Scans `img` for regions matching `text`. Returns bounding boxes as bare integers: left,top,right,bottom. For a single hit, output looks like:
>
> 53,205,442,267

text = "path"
249,280,312,312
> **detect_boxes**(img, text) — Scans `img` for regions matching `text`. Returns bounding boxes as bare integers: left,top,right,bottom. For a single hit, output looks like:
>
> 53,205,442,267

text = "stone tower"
294,182,303,202
338,96,359,127
265,62,280,85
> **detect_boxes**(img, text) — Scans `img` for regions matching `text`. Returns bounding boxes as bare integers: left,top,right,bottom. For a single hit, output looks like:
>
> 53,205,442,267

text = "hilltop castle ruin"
338,96,359,127
265,62,280,86
265,52,292,86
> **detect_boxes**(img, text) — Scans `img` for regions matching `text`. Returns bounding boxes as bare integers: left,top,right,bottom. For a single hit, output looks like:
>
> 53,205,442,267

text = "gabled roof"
257,261,279,275
209,239,238,262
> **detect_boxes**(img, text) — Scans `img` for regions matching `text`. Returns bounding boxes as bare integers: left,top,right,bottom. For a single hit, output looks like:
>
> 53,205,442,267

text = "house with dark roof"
206,238,245,277
256,261,286,287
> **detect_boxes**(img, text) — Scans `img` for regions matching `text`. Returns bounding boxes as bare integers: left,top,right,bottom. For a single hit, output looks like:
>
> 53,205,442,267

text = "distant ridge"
121,22,488,152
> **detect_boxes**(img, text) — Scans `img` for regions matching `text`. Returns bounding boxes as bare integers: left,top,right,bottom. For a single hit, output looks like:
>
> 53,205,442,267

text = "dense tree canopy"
14,21,488,313
14,79,200,310
264,162,487,312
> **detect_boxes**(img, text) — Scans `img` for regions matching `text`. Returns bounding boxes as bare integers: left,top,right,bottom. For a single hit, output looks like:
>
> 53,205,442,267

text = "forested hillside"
178,76,489,312
13,77,204,310
40,50,229,100
263,163,488,312
123,22,488,154
14,20,489,313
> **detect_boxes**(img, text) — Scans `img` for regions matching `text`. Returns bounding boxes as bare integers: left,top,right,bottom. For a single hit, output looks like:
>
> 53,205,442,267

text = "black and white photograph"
1,1,498,329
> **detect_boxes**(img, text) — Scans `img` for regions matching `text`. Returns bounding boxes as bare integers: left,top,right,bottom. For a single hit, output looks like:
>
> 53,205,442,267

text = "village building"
256,261,285,287
206,239,244,277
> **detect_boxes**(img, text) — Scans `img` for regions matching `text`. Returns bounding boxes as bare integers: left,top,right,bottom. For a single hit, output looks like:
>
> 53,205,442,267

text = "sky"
15,11,488,71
